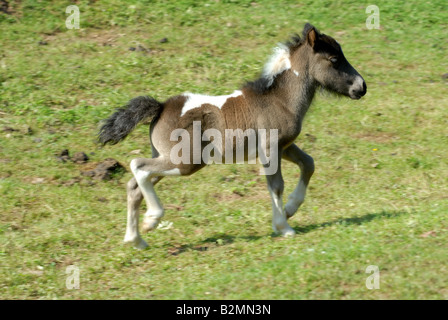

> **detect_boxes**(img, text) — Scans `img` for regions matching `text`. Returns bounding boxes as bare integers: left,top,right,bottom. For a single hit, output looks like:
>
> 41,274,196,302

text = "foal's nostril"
350,77,367,98
354,81,367,97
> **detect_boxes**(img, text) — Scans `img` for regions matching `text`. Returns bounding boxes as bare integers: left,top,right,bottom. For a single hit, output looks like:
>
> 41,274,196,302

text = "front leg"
264,160,295,237
282,143,315,219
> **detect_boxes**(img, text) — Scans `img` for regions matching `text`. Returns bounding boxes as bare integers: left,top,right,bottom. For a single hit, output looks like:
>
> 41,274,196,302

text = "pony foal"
99,24,366,249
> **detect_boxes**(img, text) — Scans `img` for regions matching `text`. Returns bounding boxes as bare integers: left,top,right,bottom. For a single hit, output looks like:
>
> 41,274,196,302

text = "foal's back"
150,89,263,158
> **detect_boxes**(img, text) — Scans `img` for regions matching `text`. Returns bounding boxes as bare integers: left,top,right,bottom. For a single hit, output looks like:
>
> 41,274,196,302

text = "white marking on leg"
129,159,140,177
123,179,148,249
123,229,148,249
131,161,182,233
285,179,306,218
180,90,243,116
141,168,180,231
130,159,163,232
124,205,140,244
161,168,181,176
268,189,295,237
140,180,164,232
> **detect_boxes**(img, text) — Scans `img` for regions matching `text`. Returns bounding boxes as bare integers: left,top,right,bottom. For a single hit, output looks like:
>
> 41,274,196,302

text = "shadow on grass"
293,210,407,234
167,234,262,256
167,210,406,256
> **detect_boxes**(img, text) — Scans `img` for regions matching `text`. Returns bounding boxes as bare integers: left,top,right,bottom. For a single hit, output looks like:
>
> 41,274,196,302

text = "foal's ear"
305,24,319,48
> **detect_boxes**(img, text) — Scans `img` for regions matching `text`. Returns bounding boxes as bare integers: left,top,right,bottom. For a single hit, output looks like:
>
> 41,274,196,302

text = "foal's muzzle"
349,76,367,100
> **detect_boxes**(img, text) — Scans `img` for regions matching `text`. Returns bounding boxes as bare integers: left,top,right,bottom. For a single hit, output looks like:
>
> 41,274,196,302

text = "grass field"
1,0,447,299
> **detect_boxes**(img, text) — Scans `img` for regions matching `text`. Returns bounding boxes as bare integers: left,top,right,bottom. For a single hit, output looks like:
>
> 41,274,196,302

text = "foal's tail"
98,96,163,145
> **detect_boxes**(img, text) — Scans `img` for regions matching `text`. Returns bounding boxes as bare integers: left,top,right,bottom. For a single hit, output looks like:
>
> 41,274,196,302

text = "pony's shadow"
293,210,406,234
168,210,406,256
168,234,261,256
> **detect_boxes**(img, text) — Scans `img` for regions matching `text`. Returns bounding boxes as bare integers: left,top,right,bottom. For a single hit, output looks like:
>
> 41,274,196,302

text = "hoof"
142,218,160,233
273,223,296,237
281,227,296,237
123,236,148,249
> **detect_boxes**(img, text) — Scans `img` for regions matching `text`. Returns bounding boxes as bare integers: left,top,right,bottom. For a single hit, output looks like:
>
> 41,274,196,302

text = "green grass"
1,0,447,299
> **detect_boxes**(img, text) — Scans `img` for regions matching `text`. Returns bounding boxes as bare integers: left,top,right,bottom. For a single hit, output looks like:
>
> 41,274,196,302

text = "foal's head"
289,23,367,100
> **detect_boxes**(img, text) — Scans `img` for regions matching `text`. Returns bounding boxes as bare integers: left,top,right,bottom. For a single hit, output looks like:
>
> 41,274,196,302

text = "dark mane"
243,76,275,95
244,23,320,94
285,23,319,50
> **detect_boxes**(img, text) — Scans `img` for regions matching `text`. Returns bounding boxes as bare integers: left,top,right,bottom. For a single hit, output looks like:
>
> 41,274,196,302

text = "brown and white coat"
99,23,367,249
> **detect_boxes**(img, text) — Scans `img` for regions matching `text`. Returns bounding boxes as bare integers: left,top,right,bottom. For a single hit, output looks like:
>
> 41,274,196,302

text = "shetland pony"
99,24,366,249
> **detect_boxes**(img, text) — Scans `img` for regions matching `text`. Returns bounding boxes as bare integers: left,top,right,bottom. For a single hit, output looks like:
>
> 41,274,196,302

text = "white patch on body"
293,70,299,77
262,44,291,87
180,90,243,116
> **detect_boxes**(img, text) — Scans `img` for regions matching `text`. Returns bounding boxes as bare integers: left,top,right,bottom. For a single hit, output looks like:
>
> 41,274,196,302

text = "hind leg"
123,177,146,248
130,158,203,237
123,176,164,248
282,144,315,219
130,158,180,235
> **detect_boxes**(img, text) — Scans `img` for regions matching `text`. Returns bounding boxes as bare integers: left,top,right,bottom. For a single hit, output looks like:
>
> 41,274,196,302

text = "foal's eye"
329,57,338,64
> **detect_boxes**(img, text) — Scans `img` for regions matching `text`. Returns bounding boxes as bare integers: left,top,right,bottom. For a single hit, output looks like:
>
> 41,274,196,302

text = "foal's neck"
270,64,317,123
